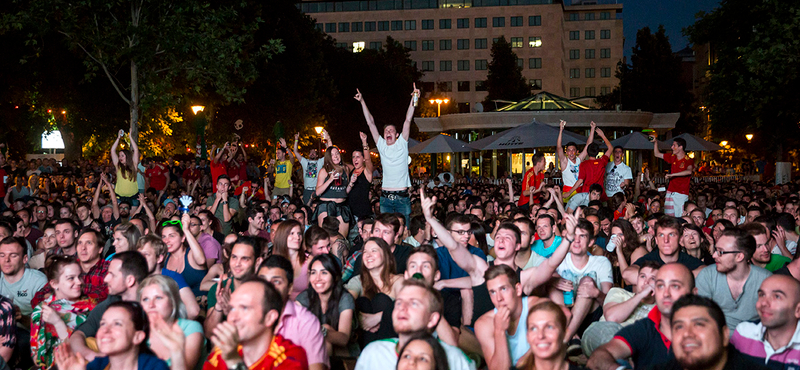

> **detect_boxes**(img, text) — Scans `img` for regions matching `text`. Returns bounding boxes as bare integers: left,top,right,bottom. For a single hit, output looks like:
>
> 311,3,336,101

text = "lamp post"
745,134,753,143
314,126,324,153
191,105,207,161
429,98,450,117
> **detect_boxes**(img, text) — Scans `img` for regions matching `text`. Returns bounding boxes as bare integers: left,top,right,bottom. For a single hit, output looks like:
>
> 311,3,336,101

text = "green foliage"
596,26,698,133
5,0,283,138
484,36,529,109
685,0,800,156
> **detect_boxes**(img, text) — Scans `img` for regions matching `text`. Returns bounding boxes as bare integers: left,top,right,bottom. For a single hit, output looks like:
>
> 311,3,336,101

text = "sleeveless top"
495,297,530,365
320,169,349,199
115,168,139,197
165,250,208,297
471,261,523,326
348,170,372,219
561,157,581,187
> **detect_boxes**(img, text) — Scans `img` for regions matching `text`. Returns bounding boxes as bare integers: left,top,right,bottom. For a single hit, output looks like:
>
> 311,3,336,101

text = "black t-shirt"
441,289,463,328
352,243,412,277
615,308,674,369
773,266,793,278
647,346,770,370
633,249,704,271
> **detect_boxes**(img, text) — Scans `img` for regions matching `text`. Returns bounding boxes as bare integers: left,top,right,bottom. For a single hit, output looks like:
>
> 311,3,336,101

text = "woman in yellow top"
111,130,140,204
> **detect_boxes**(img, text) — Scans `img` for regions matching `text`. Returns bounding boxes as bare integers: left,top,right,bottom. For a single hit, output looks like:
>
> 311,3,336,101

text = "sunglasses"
161,220,183,228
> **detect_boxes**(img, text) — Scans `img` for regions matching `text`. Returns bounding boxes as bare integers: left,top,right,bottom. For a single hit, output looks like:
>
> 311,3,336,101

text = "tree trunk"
129,59,140,140
55,121,81,162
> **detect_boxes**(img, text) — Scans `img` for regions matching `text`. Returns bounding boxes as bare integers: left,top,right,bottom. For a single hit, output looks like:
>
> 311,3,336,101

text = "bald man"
587,263,697,370
731,275,800,369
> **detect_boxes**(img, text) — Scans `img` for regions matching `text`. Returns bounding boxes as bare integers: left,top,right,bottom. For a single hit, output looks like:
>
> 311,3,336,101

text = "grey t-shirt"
205,194,240,234
300,157,325,190
696,264,772,328
0,269,47,316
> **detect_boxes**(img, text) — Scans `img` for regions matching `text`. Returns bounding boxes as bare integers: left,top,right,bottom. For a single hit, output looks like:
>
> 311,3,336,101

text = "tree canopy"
685,0,800,157
484,36,529,109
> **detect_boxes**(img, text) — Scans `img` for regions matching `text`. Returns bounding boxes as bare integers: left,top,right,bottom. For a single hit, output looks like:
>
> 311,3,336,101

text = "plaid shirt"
341,250,362,282
31,259,109,308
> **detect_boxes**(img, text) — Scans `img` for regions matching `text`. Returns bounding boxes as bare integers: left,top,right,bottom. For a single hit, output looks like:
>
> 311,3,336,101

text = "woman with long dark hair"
161,213,207,297
347,132,374,222
314,145,353,238
296,254,356,361
682,224,714,265
110,131,140,205
344,237,402,348
271,219,309,300
609,219,645,275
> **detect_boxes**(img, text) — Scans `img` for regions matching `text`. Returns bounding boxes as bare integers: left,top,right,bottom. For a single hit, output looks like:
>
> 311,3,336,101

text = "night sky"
620,0,721,57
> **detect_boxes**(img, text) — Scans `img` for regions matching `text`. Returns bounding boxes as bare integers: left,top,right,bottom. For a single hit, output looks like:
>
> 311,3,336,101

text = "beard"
678,347,727,370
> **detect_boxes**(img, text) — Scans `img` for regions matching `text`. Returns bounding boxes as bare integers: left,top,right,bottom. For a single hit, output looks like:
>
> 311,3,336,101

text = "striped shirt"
731,320,800,370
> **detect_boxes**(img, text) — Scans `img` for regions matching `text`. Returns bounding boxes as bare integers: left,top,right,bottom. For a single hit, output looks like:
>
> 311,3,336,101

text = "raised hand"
560,120,567,130
564,208,581,240
359,132,368,143
411,82,420,96
354,89,363,102
590,121,597,131
181,212,191,231
595,127,605,138
54,343,87,370
211,322,242,366
419,187,437,219
279,138,287,148
118,129,125,138
294,132,300,141
150,315,186,355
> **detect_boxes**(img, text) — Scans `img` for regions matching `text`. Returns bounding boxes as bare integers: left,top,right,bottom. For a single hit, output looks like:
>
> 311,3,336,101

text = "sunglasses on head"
161,220,183,228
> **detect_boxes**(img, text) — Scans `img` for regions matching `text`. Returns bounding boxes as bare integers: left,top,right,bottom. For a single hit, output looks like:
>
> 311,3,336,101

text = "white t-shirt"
605,162,633,197
556,253,614,289
299,157,325,190
355,338,476,370
772,240,798,256
561,157,581,187
377,136,411,189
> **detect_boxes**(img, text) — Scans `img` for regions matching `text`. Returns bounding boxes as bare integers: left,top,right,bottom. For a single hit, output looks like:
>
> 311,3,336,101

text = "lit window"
529,37,542,48
352,42,365,53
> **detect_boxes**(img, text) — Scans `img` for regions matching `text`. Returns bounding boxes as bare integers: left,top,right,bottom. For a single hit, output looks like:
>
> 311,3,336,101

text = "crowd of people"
1,85,799,370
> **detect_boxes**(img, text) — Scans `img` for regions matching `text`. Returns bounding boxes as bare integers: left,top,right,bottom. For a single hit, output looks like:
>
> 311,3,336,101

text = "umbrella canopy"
468,120,589,150
662,133,723,152
409,134,474,154
606,132,669,150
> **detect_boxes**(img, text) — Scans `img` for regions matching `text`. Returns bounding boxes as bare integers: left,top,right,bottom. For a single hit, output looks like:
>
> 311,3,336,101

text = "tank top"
495,297,530,365
165,250,208,297
320,169,349,199
348,170,372,219
115,168,139,197
561,157,581,187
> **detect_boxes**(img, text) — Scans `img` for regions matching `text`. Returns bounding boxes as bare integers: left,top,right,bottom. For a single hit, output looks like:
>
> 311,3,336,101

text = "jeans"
380,195,411,225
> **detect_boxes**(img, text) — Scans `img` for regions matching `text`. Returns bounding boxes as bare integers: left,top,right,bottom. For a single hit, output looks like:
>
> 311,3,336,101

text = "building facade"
300,0,624,113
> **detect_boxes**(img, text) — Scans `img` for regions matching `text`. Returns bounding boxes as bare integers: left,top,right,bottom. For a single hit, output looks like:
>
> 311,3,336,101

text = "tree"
596,26,698,133
483,36,529,109
685,0,800,158
5,0,283,139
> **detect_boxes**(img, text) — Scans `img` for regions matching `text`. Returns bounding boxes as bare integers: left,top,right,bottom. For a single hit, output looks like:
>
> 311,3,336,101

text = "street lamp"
745,134,753,142
720,141,728,147
314,126,324,153
191,105,207,160
191,105,205,115
429,98,450,117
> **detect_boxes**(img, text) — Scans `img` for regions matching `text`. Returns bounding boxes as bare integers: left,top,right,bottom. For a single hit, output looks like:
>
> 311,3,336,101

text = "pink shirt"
277,300,329,367
198,233,221,262
290,259,310,301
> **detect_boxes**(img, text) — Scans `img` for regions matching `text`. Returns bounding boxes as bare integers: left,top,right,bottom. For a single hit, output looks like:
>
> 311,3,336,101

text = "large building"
300,0,624,113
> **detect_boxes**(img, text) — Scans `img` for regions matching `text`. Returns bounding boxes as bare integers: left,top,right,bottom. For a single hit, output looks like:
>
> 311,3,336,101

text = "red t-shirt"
578,156,609,193
146,163,168,190
203,334,308,370
210,161,227,193
518,169,544,206
182,168,201,182
664,153,693,194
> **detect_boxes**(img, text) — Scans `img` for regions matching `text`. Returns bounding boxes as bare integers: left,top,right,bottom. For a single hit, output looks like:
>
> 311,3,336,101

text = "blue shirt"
162,268,189,290
88,353,168,370
436,244,487,281
531,236,562,258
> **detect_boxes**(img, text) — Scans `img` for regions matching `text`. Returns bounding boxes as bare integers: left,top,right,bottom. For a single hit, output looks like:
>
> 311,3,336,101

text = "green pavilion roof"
496,91,591,111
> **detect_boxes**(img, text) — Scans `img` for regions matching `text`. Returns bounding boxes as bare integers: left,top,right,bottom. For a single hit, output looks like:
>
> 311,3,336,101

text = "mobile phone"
2,176,6,184
657,187,666,192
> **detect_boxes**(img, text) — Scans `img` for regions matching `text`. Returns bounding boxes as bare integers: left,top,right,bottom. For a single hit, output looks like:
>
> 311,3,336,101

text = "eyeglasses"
713,249,742,256
449,229,472,236
162,220,183,228
189,223,201,227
